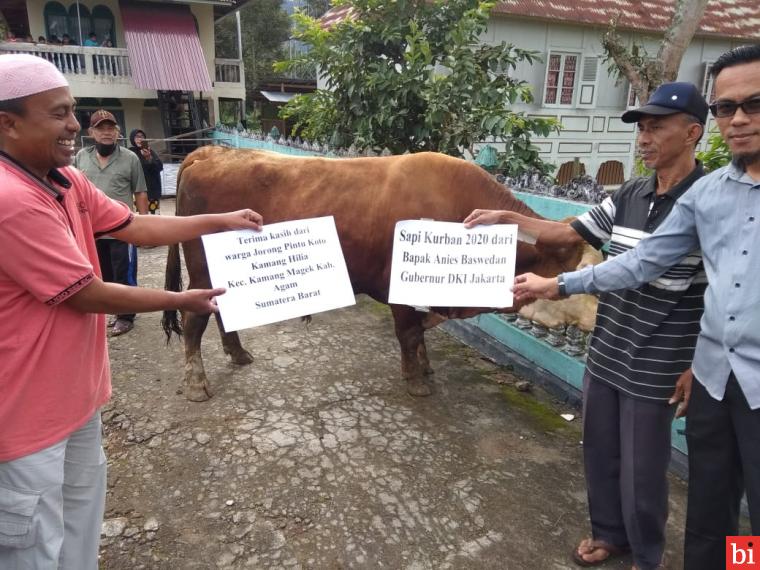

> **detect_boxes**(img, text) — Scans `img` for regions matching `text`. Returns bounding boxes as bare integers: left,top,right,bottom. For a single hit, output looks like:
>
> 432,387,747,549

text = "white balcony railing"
215,58,242,83
0,42,245,90
0,42,132,80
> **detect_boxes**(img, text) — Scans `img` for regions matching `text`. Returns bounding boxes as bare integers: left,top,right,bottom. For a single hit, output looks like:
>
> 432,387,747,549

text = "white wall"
485,14,748,179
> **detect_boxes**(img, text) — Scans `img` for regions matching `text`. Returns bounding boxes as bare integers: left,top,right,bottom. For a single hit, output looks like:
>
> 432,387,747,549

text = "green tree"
276,0,558,176
215,1,292,103
0,12,10,41
696,128,732,172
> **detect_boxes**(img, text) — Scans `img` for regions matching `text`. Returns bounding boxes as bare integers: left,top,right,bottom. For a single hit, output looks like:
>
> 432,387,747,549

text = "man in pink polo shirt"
0,54,263,570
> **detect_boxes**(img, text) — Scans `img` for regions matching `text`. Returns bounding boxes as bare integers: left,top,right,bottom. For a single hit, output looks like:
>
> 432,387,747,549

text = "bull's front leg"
214,316,254,365
417,341,434,376
390,305,433,396
182,311,214,401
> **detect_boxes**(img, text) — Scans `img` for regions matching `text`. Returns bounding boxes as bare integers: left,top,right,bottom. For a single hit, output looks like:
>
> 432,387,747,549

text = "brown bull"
162,147,588,401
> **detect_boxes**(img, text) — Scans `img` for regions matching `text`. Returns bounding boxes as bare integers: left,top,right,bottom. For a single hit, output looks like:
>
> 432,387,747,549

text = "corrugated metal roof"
260,90,298,103
319,5,354,28
322,1,760,41
120,2,213,92
494,0,760,41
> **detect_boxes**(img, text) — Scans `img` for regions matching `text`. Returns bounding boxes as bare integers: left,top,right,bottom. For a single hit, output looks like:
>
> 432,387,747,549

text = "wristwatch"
557,274,567,297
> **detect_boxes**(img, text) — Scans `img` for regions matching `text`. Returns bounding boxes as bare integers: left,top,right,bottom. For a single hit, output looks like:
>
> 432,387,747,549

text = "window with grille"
44,1,69,41
544,52,579,106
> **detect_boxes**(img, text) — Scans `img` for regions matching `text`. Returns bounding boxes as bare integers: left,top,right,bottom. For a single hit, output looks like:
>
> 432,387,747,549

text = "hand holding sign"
388,220,518,308
201,216,355,331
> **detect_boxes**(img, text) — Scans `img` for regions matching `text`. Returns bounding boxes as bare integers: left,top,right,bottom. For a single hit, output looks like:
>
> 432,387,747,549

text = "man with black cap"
75,109,148,336
514,45,760,570
465,82,709,569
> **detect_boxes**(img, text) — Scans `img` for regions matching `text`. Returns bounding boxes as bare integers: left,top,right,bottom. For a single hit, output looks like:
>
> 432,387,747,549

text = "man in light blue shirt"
513,45,760,570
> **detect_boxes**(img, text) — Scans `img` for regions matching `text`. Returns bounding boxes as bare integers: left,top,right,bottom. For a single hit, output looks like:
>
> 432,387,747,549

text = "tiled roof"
319,5,354,28
322,1,760,41
493,0,760,42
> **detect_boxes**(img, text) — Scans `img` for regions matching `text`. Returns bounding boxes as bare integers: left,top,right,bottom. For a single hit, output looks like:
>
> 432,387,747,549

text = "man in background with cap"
0,53,262,570
75,109,148,337
466,82,708,569
514,45,760,570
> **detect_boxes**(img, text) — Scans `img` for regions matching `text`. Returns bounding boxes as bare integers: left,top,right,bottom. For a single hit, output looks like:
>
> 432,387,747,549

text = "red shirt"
0,156,131,461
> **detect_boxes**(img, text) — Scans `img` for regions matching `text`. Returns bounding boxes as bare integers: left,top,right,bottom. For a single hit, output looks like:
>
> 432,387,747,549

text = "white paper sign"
388,220,517,308
201,216,355,331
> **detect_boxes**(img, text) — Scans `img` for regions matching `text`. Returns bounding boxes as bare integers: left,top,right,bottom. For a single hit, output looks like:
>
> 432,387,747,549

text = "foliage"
601,24,663,102
633,156,653,178
276,0,558,176
244,109,262,131
218,99,243,127
215,0,292,103
696,129,732,172
601,0,709,102
0,13,9,41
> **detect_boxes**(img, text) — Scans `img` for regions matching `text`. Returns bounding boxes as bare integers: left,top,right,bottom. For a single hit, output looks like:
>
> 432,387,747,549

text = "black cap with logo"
621,82,709,124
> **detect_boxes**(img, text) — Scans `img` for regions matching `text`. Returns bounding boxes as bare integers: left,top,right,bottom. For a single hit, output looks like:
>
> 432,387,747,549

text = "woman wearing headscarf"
128,128,163,214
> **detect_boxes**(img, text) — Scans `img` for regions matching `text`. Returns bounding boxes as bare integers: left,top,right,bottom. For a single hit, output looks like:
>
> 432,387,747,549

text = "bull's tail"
161,243,184,342
161,154,193,342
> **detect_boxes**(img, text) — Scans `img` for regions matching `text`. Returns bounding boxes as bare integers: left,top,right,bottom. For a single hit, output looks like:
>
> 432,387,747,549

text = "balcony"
0,42,132,81
215,58,243,84
0,42,245,94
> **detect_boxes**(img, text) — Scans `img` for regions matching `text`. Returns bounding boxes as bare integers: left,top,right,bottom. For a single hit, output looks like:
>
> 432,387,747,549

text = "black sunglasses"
709,97,760,118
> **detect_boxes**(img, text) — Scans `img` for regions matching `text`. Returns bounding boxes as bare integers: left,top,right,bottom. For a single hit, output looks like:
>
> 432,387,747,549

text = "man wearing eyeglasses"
513,44,760,570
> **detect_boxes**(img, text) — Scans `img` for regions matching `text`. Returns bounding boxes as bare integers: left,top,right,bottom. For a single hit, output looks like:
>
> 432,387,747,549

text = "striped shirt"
569,164,706,401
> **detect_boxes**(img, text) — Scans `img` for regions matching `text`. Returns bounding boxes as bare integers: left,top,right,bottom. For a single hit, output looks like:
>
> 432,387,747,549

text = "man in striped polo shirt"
465,82,708,570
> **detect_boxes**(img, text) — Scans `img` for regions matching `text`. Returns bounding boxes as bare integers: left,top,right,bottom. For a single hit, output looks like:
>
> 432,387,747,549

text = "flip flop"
110,319,134,337
572,539,630,567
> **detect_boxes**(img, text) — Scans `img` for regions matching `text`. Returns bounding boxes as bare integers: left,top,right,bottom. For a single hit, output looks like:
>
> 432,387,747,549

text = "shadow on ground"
99,221,687,569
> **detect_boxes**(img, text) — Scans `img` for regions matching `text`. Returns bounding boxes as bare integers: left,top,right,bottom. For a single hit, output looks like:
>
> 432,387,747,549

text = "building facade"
488,0,759,183
320,1,760,183
0,0,248,155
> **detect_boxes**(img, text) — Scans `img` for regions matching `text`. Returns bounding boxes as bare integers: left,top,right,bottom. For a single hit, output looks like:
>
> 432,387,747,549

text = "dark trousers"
684,373,760,570
583,375,675,570
96,239,136,321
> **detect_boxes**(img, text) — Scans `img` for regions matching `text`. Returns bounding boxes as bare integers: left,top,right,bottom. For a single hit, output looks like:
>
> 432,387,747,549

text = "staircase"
157,90,202,160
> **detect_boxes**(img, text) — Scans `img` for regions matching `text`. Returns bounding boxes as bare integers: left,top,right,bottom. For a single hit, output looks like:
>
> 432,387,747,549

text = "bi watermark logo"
727,537,759,569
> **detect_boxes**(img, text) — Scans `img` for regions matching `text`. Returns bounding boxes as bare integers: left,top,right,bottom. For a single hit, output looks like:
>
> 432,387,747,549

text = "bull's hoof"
423,366,434,376
229,350,254,366
185,383,213,402
406,378,433,397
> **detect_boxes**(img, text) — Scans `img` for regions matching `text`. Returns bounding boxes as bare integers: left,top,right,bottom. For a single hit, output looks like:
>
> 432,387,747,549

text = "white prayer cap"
0,54,68,102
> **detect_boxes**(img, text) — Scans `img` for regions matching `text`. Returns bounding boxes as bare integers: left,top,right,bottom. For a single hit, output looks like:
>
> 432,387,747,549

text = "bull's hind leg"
390,305,433,396
214,316,254,365
183,311,214,401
